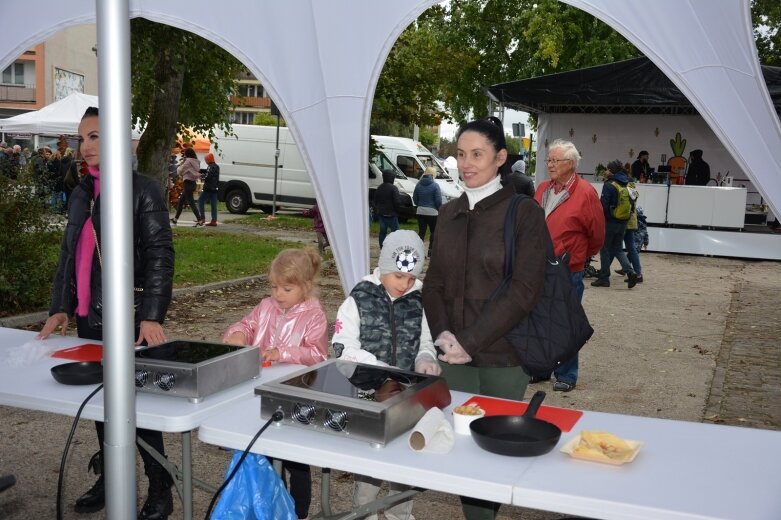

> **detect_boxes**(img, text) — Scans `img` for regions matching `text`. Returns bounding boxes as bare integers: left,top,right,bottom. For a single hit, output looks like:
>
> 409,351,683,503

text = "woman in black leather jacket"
36,107,175,520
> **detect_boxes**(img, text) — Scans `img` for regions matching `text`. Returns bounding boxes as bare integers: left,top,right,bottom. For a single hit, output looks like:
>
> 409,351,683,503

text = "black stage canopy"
486,57,781,115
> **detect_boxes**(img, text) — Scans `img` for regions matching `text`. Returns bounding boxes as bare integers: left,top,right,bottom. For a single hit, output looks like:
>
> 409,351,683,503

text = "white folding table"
0,327,271,520
199,376,781,520
512,411,781,520
199,389,536,518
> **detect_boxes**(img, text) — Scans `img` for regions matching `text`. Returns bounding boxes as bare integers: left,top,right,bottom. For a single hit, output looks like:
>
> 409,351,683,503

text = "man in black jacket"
374,169,404,247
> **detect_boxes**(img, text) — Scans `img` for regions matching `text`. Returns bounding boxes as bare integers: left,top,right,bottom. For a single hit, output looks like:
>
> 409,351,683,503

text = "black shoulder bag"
488,194,594,376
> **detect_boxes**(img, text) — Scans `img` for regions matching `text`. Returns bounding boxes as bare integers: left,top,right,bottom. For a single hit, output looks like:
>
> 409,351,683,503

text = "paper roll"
408,408,454,454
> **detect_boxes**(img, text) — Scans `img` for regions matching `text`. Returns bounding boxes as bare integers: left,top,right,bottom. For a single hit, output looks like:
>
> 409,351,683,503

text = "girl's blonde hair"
268,248,321,297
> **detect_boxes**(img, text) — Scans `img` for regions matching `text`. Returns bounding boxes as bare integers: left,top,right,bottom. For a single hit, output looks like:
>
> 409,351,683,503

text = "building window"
238,84,264,98
2,62,25,85
230,111,256,125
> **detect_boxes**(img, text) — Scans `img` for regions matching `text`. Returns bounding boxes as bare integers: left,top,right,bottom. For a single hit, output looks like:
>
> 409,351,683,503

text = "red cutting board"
462,395,583,432
51,343,103,362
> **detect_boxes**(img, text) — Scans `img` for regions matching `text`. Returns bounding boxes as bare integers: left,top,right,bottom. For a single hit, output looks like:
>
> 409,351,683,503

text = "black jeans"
174,179,202,222
269,458,311,519
416,214,438,242
76,316,167,475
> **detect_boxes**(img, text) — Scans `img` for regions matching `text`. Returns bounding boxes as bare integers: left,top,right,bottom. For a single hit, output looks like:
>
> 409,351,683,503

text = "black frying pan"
50,361,103,386
469,390,561,456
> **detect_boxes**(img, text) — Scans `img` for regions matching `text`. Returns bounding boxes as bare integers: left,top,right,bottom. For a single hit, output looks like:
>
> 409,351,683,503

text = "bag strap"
488,194,526,301
488,194,560,302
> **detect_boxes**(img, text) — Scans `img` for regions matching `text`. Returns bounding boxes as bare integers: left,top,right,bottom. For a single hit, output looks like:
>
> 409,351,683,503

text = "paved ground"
1,209,779,519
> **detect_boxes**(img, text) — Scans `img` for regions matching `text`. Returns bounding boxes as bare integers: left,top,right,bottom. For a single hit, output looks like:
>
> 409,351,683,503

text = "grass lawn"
171,227,300,287
228,208,418,235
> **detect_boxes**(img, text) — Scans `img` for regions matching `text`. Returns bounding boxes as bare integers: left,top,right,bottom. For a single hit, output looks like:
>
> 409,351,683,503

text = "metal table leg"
312,468,421,520
137,431,217,520
182,431,193,520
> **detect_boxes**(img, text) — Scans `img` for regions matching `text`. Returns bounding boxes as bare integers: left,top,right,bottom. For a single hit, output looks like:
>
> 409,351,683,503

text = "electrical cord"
204,409,284,520
57,383,104,520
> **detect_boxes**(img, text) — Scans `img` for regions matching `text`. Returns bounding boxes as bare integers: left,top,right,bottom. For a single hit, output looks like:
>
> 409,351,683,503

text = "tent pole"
96,0,137,518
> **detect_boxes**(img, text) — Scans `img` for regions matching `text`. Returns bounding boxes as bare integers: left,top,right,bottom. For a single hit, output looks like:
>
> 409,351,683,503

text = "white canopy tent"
0,92,99,135
2,0,778,291
0,91,142,144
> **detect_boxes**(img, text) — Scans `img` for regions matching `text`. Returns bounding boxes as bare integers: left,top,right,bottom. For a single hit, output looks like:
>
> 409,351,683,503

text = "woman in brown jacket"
422,117,548,519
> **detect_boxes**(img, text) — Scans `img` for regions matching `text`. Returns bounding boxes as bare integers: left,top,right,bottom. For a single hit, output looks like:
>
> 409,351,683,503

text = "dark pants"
439,363,529,520
76,316,167,476
197,189,218,221
416,214,437,242
624,229,642,276
174,179,202,222
378,215,399,247
597,220,633,282
270,458,311,519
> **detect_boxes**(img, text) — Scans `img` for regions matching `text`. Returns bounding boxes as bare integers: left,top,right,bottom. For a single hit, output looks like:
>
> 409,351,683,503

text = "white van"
211,124,415,216
372,135,464,202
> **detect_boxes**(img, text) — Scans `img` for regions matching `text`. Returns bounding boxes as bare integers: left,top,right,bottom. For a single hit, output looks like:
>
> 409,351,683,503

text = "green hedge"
0,175,61,316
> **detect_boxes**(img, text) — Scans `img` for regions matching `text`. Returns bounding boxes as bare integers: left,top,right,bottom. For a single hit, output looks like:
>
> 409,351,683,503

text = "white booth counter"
588,181,747,229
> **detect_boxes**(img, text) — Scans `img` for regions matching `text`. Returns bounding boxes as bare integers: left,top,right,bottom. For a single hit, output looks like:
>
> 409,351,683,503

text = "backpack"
609,180,633,220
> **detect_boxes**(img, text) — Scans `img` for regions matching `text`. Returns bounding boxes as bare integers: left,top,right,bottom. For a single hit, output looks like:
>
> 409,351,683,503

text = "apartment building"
0,24,98,120
230,68,273,124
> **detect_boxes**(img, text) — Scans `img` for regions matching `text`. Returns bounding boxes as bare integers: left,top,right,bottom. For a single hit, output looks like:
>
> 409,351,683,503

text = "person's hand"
435,331,472,365
136,320,166,346
224,332,246,346
36,313,69,340
415,357,442,375
262,348,280,362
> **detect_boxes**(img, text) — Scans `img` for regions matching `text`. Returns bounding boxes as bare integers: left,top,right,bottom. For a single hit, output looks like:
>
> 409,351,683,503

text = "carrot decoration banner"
667,132,688,184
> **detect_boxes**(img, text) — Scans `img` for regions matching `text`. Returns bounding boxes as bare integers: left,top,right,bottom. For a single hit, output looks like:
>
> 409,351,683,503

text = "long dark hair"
183,147,197,159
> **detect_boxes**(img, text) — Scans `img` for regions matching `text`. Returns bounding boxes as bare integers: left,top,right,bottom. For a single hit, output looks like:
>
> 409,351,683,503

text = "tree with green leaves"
370,7,450,135
753,0,781,65
131,19,244,186
435,0,639,124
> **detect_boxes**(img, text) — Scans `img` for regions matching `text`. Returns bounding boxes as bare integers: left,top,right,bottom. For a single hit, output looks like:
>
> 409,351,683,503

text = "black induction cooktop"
279,360,426,400
135,340,245,364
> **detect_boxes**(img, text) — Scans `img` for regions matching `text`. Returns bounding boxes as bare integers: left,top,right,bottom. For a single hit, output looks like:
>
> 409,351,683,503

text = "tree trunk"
135,42,185,192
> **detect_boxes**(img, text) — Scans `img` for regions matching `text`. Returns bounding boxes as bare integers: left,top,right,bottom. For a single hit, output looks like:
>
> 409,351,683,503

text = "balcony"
0,84,36,103
230,95,271,109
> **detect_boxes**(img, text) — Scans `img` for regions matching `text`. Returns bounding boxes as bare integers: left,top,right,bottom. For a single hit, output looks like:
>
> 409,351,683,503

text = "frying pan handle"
523,390,546,418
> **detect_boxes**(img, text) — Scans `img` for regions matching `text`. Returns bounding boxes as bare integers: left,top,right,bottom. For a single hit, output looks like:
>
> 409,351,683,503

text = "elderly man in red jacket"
533,139,605,392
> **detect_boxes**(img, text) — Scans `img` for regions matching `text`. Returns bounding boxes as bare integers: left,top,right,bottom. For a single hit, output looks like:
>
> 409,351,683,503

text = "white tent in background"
0,92,99,135
0,92,142,146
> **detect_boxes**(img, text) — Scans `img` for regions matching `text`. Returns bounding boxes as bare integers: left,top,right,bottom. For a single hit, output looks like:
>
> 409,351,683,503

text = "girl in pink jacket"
223,247,328,365
222,247,328,520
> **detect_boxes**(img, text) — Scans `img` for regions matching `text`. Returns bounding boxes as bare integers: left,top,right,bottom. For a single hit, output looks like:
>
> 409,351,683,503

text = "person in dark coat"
36,107,176,520
374,169,404,247
685,149,710,186
412,166,442,254
502,159,536,197
198,152,220,226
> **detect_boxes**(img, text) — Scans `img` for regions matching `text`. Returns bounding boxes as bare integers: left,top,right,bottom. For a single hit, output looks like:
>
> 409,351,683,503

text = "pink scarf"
75,168,101,317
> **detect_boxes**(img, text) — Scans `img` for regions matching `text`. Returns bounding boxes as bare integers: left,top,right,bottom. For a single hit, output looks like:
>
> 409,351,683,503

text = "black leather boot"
74,451,105,513
137,465,174,520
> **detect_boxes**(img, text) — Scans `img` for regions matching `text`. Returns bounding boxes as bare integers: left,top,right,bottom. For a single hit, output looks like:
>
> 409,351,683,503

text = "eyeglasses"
546,158,570,164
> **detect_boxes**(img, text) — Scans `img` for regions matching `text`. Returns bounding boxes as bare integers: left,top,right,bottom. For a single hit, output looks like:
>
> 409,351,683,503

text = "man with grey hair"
532,139,604,392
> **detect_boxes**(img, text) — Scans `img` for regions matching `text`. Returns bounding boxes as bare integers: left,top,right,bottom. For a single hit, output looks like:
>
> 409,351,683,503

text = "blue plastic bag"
210,451,297,520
